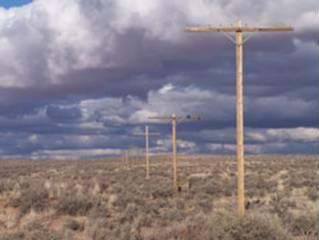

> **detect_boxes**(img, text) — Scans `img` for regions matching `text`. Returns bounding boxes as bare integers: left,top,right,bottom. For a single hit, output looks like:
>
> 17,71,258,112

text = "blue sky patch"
0,0,32,8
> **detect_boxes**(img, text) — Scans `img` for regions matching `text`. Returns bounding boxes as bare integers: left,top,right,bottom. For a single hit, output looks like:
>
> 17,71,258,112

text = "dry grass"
0,155,317,239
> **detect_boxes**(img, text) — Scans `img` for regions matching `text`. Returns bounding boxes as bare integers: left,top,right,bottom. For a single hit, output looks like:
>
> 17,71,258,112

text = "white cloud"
206,143,236,153
0,0,317,88
246,132,267,142
132,83,234,123
28,134,39,144
159,83,175,94
266,128,319,142
156,138,197,153
30,148,122,160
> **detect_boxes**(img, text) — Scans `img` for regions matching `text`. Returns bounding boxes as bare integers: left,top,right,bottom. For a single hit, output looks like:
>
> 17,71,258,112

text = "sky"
0,0,317,159
0,0,32,8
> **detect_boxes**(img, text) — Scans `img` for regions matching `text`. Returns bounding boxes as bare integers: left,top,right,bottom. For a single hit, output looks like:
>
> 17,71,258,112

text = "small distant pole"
122,151,127,169
185,20,293,216
125,150,130,169
145,126,150,178
133,126,159,179
172,115,177,188
149,114,200,191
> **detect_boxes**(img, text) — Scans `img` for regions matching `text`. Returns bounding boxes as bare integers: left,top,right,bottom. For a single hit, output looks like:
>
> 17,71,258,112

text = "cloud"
29,148,122,160
129,84,317,129
0,0,317,88
156,138,197,154
46,105,82,122
0,0,317,158
0,81,317,158
265,128,319,142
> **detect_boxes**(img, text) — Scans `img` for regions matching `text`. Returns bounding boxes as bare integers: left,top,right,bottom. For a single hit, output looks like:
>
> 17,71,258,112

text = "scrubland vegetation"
0,155,318,239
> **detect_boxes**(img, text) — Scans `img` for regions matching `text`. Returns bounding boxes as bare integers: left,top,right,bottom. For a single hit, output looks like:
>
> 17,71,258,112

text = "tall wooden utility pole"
149,114,200,191
185,20,293,216
134,126,160,179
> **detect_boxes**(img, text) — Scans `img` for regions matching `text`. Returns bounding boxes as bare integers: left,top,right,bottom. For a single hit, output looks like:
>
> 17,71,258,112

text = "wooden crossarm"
148,116,172,120
133,133,145,136
185,26,293,33
253,27,294,32
149,133,160,136
133,132,160,136
184,115,201,121
149,115,201,121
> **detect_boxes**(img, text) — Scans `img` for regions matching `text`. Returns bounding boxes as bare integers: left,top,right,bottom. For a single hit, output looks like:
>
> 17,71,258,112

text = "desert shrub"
0,181,6,194
161,207,185,223
197,198,213,211
290,212,317,237
0,222,61,240
19,180,30,190
24,222,62,240
114,223,132,240
90,229,113,240
222,177,236,197
306,187,318,201
114,190,145,210
87,218,110,240
144,213,209,240
88,219,131,240
9,184,49,216
246,173,277,198
194,193,213,212
89,202,109,218
270,193,296,219
203,179,223,196
175,198,185,210
55,194,94,216
150,182,174,199
145,211,291,240
133,214,153,229
189,177,222,197
120,203,139,223
0,180,15,194
95,176,109,193
288,172,309,189
208,211,292,240
140,201,160,218
0,232,25,240
64,219,84,232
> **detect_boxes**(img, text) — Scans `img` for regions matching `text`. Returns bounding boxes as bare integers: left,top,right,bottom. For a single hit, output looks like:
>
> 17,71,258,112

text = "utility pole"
133,126,160,179
149,114,200,191
122,151,126,168
122,150,130,169
185,20,293,216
